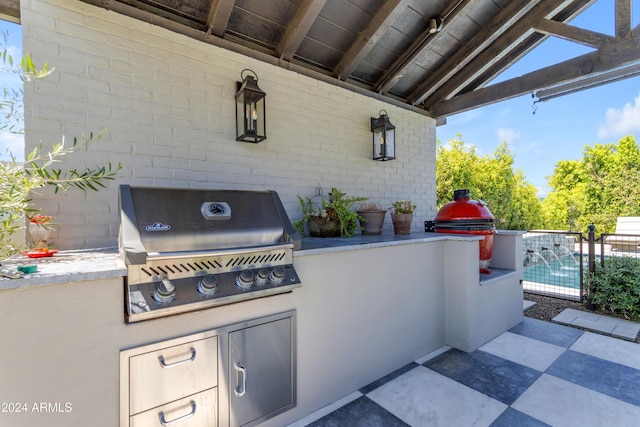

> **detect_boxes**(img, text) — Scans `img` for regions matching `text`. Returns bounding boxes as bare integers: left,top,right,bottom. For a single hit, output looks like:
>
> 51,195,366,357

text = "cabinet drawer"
130,388,217,427
129,336,218,415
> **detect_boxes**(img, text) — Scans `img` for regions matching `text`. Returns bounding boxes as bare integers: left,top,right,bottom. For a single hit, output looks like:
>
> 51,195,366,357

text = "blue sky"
2,2,640,197
0,19,22,161
438,0,640,197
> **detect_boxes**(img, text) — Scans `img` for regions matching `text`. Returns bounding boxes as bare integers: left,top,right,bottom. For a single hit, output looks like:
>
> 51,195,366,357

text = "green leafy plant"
1,32,121,259
294,187,368,237
589,256,640,321
391,200,416,214
1,133,121,258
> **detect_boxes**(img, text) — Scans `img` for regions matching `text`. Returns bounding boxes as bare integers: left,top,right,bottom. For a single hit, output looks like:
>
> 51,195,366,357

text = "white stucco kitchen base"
0,233,522,427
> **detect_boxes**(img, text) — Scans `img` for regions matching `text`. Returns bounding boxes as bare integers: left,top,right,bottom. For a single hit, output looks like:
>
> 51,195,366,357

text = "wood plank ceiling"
5,0,640,121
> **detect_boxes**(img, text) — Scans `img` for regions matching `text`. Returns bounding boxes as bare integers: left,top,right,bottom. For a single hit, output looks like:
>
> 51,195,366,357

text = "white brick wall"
21,0,437,250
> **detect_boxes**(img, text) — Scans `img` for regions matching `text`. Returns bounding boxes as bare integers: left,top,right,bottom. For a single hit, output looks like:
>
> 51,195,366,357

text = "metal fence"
598,233,640,260
524,227,640,303
523,230,584,301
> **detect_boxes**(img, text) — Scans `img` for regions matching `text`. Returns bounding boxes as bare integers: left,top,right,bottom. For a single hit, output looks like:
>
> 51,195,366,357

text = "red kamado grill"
118,185,301,323
433,189,495,274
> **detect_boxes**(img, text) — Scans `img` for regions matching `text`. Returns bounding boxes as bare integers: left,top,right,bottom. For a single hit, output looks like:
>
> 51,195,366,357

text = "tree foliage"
436,135,543,230
1,31,120,259
541,135,640,233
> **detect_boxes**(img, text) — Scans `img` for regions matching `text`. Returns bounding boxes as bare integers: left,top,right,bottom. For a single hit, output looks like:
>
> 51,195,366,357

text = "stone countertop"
0,233,486,290
0,247,126,291
295,232,482,256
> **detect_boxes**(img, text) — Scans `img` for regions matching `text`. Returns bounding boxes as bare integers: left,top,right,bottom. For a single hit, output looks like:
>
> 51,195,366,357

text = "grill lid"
119,185,300,265
434,189,495,229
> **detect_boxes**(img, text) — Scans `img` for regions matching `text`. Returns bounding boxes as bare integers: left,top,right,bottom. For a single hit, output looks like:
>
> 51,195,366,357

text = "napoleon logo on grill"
145,222,171,231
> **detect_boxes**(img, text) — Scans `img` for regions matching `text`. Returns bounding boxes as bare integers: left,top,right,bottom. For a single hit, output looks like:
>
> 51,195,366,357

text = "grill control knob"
269,266,286,284
236,269,255,289
197,274,218,295
255,268,270,285
153,279,176,303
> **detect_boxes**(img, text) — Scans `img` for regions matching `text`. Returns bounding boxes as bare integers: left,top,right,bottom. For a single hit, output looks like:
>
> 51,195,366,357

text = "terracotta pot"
357,210,386,235
391,213,412,235
308,216,341,237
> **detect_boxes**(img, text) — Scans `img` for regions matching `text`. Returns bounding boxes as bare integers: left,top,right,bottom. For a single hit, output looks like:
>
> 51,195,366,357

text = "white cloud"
497,128,520,144
5,43,21,60
597,92,640,139
0,131,25,162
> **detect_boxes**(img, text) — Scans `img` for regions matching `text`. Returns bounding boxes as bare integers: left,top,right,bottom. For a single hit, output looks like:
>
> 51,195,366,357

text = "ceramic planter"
391,213,412,235
357,210,386,235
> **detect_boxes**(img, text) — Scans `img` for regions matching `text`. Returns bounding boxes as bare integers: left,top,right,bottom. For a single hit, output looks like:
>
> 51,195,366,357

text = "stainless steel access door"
228,315,295,427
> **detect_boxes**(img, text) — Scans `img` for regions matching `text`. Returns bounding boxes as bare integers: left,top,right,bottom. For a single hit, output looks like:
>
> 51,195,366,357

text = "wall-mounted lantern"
370,109,396,161
235,69,266,143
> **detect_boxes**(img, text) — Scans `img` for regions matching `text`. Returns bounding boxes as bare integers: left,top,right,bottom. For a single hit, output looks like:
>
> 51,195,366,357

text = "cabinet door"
129,336,218,415
130,388,217,427
228,317,294,427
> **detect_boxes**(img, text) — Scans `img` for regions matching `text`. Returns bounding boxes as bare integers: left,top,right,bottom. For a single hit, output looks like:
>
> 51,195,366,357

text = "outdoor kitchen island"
0,232,522,427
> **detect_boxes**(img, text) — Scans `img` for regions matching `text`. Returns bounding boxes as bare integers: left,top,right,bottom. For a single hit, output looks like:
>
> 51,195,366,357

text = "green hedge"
589,256,640,321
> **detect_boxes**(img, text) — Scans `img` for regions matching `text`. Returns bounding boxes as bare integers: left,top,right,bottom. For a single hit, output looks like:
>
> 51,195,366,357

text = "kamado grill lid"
434,189,495,229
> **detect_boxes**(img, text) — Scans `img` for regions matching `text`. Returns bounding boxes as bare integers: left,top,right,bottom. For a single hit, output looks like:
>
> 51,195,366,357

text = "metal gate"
523,230,584,301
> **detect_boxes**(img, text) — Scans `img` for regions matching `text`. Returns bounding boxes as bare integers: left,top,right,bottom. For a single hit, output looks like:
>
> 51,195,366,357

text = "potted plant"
295,188,368,237
356,202,387,235
390,200,416,235
27,214,55,251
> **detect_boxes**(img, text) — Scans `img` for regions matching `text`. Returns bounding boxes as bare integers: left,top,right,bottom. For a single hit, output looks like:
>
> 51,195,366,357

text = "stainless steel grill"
118,185,301,322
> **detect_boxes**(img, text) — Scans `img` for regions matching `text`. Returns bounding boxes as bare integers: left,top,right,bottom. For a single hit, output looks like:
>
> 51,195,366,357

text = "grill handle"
158,347,196,368
234,363,247,397
158,400,196,426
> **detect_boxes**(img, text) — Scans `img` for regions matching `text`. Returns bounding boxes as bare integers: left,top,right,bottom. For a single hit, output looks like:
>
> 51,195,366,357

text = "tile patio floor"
290,317,640,427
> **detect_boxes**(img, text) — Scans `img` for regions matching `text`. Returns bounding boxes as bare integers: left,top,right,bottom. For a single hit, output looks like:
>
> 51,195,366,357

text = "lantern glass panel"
373,128,384,159
385,128,395,158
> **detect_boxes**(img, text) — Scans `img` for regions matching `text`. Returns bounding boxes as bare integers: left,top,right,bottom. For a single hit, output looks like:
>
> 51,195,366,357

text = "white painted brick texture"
22,0,437,250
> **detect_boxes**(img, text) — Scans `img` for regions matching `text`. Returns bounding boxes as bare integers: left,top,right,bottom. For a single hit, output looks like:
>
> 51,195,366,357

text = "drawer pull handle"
235,364,247,397
158,400,196,426
158,347,196,368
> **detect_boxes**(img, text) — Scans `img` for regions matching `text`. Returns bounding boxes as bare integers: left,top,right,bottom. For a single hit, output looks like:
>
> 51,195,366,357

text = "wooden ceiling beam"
430,34,640,118
0,0,20,23
418,0,586,109
616,0,631,38
375,0,477,95
404,0,538,104
535,62,640,101
277,0,326,61
206,0,236,37
334,0,409,80
455,0,597,97
533,19,616,48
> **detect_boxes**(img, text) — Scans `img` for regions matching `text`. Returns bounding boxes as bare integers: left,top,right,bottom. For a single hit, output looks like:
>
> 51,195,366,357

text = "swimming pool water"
523,255,582,289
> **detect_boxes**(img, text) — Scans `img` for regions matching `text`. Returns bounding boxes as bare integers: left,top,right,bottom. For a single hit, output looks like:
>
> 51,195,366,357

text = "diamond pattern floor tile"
290,317,640,427
367,366,506,427
307,396,409,427
423,348,541,405
509,317,583,347
512,374,640,427
479,331,565,371
546,350,640,406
